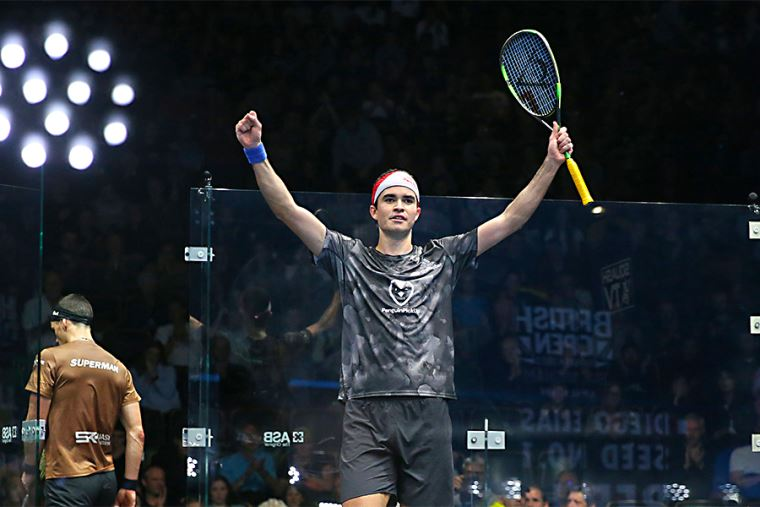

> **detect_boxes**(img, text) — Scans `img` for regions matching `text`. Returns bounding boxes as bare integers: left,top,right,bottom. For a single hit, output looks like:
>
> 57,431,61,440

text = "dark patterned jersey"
314,228,478,400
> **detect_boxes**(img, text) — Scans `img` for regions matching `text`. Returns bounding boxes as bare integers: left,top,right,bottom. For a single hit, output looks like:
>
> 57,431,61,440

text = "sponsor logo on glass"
2,425,18,444
263,431,305,447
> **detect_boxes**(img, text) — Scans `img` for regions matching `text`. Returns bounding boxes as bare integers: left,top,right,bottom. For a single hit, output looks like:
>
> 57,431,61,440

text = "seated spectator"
150,425,188,504
258,500,287,507
219,422,283,505
454,454,486,507
706,369,749,446
210,476,244,507
586,383,627,437
566,486,596,507
729,444,760,499
154,298,192,405
608,342,651,400
301,457,340,504
211,333,251,412
131,341,181,451
665,375,700,425
285,484,306,507
673,413,713,498
554,470,581,504
523,485,548,507
140,464,168,507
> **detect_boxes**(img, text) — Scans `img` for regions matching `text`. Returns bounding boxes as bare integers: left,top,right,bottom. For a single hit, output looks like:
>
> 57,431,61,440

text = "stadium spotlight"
44,23,69,60
1,24,134,172
1,36,25,69
103,118,128,146
0,108,11,142
87,41,111,73
22,69,47,104
68,135,95,170
21,135,47,168
44,103,70,136
111,81,135,106
67,77,92,106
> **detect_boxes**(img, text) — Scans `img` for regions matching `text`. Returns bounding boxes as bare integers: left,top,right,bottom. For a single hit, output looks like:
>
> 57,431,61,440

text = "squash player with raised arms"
235,110,572,507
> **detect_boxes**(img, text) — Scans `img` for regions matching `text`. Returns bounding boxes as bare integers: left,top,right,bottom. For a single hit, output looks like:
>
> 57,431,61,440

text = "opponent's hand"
21,471,34,492
283,328,312,345
113,488,136,507
236,110,263,148
547,121,573,165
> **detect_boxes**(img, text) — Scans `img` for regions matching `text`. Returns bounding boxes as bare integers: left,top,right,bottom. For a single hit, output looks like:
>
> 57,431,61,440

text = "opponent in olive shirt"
315,228,478,400
25,339,141,479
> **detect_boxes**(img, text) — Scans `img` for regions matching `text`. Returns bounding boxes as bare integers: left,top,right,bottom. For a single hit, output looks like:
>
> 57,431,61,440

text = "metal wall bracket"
467,430,506,450
751,316,760,335
750,221,760,239
184,247,214,263
466,418,506,451
182,427,214,448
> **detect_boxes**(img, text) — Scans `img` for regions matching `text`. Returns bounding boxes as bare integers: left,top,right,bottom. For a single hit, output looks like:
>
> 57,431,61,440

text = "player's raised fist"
235,110,263,148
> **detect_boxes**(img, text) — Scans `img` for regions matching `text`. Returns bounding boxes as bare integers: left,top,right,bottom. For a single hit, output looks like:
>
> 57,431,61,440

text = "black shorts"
340,396,454,507
44,470,117,507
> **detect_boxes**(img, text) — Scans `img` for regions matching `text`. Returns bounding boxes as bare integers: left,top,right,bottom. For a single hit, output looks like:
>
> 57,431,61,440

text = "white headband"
371,170,420,205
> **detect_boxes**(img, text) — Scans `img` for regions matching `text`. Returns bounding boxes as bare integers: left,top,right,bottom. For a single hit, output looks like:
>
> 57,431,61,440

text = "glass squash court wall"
0,184,43,505
188,189,759,505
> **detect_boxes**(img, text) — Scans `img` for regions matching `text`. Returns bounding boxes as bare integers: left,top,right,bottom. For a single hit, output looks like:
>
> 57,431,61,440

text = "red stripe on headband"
371,170,399,204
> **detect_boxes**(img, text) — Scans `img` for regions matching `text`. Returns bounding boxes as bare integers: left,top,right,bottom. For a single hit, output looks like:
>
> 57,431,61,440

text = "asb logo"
389,279,414,307
263,431,304,447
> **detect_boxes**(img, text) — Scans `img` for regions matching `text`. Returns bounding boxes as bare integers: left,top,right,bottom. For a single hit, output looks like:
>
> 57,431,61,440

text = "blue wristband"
122,478,138,491
243,143,267,164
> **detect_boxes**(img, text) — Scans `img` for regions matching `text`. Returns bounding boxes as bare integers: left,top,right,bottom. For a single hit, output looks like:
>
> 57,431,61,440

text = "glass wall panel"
189,189,758,505
0,184,42,504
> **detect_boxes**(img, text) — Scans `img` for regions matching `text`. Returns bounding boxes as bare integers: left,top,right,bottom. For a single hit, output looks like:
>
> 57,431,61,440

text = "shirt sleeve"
729,446,748,473
121,365,142,406
24,348,55,398
435,228,479,285
312,229,355,279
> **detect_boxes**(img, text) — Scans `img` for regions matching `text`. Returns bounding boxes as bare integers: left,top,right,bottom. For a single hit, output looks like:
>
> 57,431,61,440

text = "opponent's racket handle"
564,155,594,206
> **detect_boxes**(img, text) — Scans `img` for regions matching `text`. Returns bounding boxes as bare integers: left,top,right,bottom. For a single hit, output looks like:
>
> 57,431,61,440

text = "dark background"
1,1,757,205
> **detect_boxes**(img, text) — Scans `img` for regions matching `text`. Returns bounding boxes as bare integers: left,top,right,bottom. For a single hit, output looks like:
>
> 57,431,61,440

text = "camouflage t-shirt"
314,228,478,400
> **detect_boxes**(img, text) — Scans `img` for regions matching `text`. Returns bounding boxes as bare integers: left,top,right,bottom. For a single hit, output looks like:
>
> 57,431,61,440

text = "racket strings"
501,33,557,117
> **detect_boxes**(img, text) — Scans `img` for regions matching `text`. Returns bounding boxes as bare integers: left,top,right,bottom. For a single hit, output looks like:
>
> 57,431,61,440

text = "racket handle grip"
565,157,594,206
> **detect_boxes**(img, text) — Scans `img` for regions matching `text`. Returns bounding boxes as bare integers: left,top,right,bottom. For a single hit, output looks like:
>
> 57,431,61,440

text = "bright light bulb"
111,83,135,106
1,43,25,69
22,78,47,104
0,112,10,142
44,33,69,60
21,141,46,168
67,81,91,105
103,121,127,146
87,49,111,72
69,144,94,170
44,110,70,136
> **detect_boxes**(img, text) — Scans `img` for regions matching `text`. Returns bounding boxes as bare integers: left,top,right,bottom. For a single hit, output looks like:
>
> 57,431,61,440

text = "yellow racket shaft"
565,155,594,206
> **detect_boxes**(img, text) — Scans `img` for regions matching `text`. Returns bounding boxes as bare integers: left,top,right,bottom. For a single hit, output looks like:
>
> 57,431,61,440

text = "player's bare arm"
477,122,572,256
235,110,326,256
115,402,144,507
